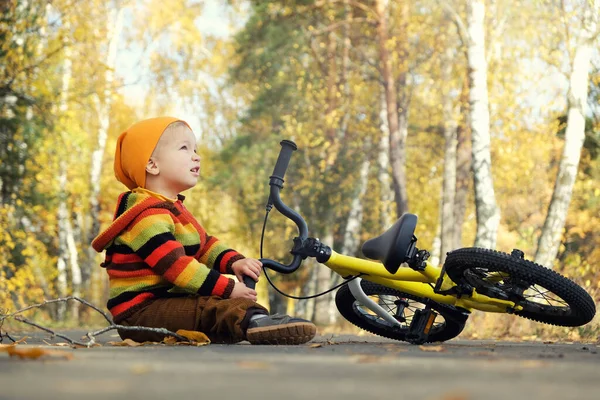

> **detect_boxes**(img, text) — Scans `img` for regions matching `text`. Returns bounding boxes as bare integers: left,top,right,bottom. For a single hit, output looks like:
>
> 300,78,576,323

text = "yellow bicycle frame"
325,250,523,313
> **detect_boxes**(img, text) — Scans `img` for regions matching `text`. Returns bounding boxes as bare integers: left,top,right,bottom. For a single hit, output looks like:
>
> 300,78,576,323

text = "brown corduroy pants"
117,296,268,344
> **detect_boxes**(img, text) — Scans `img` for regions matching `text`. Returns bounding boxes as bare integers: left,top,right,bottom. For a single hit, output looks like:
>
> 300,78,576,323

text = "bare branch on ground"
0,296,192,347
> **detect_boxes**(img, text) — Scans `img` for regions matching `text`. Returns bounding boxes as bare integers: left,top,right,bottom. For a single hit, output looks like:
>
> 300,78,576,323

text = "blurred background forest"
1,0,599,340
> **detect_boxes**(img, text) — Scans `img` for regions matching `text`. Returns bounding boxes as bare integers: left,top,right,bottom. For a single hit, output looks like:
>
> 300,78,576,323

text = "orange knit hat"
114,117,191,190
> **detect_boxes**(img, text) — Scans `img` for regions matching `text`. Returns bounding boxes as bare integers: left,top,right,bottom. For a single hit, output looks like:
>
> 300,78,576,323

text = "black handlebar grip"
271,140,298,181
243,275,256,290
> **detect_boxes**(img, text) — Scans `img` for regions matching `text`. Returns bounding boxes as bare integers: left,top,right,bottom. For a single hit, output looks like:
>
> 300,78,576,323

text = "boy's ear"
146,158,160,176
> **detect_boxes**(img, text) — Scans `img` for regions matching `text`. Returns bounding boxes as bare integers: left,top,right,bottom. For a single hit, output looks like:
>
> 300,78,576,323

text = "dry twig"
0,296,192,347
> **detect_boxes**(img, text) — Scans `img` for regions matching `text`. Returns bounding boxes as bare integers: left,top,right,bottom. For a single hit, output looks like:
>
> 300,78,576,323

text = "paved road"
1,332,599,400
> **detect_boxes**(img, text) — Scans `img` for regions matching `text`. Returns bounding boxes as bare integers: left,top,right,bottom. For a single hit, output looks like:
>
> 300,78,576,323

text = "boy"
92,117,316,344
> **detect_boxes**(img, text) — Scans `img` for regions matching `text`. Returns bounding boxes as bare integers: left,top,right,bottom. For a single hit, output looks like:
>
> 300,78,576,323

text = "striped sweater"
92,189,243,322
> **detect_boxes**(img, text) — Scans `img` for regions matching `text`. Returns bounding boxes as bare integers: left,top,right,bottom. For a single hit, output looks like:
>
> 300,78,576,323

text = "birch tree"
466,0,500,248
326,156,371,322
440,45,459,265
55,18,83,320
535,0,599,268
376,0,409,218
378,91,394,231
439,1,473,251
86,4,125,293
453,76,471,249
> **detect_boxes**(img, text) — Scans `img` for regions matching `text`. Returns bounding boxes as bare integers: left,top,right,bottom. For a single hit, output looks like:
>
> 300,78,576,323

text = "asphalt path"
1,331,599,400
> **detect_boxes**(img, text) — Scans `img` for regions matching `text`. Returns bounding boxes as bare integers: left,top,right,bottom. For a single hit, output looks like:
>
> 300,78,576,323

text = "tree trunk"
86,6,125,294
339,0,352,140
327,156,371,320
376,0,408,218
378,90,394,230
535,1,597,268
325,29,337,144
325,1,355,324
66,214,81,320
296,260,318,320
453,76,472,249
341,159,370,258
56,22,79,321
429,199,442,267
313,230,334,325
56,162,69,321
440,48,458,265
467,0,500,249
21,216,51,309
396,1,410,217
268,288,287,315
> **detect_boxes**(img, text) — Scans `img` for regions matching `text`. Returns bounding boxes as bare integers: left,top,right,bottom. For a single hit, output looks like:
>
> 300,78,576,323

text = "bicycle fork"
349,278,439,344
349,278,404,327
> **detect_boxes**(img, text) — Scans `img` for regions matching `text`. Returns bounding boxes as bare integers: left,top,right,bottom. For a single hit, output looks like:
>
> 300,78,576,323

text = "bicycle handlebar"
242,140,308,290
271,139,297,182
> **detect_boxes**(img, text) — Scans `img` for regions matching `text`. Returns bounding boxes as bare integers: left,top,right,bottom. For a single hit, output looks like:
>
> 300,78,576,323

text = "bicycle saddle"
361,213,418,274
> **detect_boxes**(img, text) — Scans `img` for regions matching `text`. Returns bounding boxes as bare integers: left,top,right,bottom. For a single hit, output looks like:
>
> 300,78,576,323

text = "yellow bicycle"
244,140,596,344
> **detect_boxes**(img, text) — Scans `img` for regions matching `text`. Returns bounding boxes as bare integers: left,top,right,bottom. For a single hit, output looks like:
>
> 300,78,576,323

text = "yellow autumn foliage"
0,0,598,340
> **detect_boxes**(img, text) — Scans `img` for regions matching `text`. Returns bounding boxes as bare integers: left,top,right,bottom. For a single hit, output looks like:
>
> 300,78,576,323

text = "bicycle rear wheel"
335,280,468,344
444,248,596,326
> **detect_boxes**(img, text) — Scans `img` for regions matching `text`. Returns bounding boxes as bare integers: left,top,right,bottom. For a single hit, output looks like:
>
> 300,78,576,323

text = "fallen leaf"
4,346,73,360
107,339,143,347
1,337,28,348
175,330,210,345
237,361,271,370
0,344,16,352
43,341,84,348
309,343,322,348
383,344,407,353
175,341,209,347
130,364,153,374
353,355,389,364
162,336,178,345
419,345,445,352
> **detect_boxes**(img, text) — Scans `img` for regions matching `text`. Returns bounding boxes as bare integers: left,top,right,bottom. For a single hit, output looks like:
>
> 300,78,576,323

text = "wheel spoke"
524,285,568,307
355,297,447,329
443,249,596,327
472,268,571,309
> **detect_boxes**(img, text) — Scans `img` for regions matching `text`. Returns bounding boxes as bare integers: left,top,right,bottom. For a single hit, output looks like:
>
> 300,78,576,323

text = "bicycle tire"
335,280,468,344
444,248,596,327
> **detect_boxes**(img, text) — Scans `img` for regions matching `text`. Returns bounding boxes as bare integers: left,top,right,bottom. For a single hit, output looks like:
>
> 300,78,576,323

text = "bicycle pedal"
406,308,438,344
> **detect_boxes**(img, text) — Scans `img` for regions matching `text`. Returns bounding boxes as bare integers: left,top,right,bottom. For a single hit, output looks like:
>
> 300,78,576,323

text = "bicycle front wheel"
335,280,468,344
444,248,596,327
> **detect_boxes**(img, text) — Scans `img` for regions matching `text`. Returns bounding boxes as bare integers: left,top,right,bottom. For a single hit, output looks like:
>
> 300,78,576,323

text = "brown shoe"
246,314,316,345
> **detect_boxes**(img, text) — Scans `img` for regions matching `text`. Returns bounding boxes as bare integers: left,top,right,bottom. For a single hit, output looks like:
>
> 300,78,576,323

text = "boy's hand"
230,280,258,301
231,258,262,283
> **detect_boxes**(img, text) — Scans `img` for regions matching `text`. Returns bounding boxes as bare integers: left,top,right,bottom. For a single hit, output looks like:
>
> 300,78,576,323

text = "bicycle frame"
259,139,523,321
324,250,523,314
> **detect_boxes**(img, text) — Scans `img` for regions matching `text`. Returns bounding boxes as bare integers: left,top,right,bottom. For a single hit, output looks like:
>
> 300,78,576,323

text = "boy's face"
146,125,200,196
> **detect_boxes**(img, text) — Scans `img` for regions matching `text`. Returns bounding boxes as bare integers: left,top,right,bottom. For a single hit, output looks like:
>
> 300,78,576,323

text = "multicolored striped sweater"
92,189,243,322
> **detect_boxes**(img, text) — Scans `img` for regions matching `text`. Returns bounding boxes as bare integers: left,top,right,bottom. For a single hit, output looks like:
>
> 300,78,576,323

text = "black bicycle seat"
361,213,418,274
